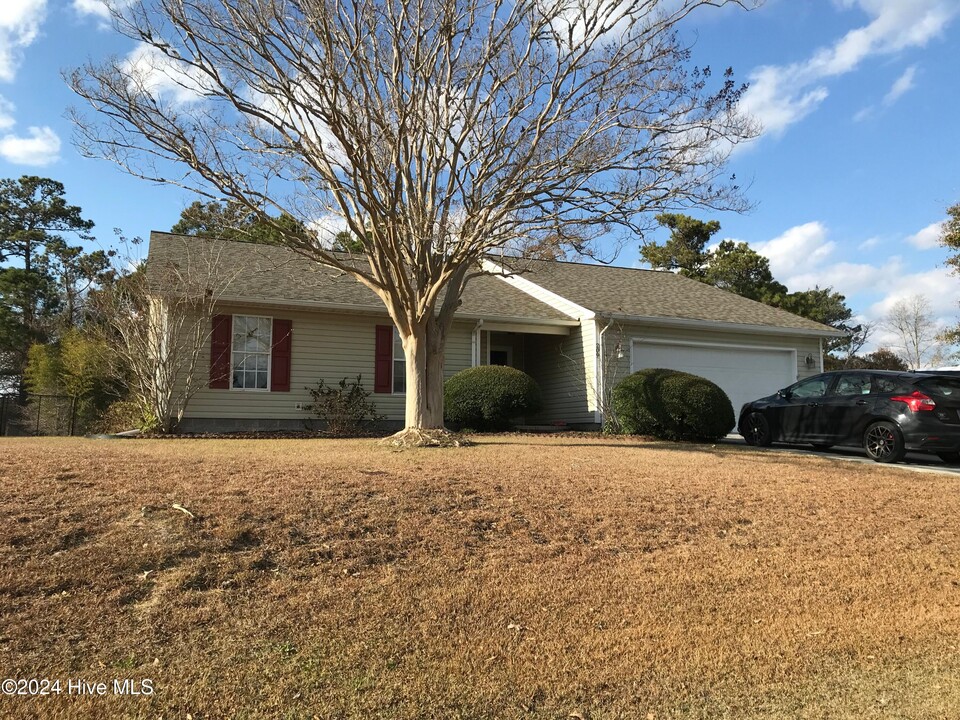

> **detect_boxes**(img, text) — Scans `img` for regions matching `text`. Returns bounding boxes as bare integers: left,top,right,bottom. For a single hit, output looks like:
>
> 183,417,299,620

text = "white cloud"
906,219,944,250
742,219,960,358
122,43,209,106
737,67,829,138
852,64,919,121
308,212,348,247
0,125,60,165
72,0,110,19
748,218,960,356
753,221,836,280
787,258,904,296
865,268,960,340
246,83,355,170
737,0,957,144
883,64,918,105
0,94,14,130
0,0,46,83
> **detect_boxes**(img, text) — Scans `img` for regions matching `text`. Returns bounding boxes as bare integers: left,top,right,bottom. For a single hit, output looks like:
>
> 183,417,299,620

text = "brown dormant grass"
1,436,959,719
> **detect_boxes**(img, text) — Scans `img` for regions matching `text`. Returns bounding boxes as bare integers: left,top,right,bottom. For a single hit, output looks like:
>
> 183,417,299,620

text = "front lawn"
1,436,958,719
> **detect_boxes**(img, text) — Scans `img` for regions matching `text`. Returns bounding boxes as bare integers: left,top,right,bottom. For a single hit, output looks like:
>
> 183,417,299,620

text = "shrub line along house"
147,232,845,432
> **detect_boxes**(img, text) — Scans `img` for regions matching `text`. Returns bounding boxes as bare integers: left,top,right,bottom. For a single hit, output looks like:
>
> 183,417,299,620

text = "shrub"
304,375,384,436
444,365,543,431
612,368,734,441
24,330,126,434
90,398,153,434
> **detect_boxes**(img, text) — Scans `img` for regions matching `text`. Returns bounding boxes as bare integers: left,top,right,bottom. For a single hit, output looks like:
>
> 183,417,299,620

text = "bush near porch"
444,365,543,430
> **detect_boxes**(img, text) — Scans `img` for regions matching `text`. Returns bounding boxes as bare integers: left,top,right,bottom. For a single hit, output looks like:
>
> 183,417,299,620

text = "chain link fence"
0,394,79,437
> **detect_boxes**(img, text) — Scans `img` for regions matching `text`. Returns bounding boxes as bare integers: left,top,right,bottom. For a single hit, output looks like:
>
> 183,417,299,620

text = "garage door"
631,340,797,414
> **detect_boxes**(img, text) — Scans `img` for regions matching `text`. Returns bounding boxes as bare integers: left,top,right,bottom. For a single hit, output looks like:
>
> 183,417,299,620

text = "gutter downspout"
819,337,824,373
472,319,484,367
597,315,616,426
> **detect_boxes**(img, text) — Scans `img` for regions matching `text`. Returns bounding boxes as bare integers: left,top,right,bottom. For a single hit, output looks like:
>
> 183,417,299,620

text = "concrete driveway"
722,434,960,477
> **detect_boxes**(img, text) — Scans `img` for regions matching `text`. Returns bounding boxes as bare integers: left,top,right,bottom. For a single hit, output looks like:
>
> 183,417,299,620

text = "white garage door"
631,340,797,414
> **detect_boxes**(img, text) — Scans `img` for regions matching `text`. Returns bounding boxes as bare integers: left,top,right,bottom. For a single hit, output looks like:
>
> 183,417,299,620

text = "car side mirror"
777,388,791,399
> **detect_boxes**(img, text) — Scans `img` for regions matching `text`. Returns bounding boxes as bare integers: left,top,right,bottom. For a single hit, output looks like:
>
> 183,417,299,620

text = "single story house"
147,232,845,432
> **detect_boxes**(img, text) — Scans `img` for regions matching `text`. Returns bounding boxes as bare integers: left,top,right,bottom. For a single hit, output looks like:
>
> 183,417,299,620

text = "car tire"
937,451,960,465
742,412,772,447
863,421,906,463
811,443,834,451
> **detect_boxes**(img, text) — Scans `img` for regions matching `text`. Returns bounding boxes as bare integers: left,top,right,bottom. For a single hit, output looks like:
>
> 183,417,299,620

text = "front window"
393,328,405,394
790,375,829,399
831,373,871,396
232,315,271,390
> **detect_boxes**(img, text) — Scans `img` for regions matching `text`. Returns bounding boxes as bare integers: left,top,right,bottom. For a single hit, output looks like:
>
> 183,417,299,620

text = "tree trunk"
400,316,447,431
377,266,469,447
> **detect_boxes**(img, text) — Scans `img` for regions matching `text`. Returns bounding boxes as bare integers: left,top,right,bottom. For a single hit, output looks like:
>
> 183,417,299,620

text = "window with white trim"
232,315,272,390
393,328,406,394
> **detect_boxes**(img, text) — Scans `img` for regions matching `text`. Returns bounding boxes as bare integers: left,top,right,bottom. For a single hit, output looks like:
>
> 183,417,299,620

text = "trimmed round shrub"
444,366,543,431
612,368,734,441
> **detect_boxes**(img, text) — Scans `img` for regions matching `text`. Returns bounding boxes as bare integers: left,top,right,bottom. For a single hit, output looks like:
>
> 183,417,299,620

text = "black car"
737,370,960,464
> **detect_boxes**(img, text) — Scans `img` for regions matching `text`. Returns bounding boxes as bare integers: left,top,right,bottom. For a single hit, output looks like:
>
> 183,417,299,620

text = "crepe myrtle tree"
69,0,758,445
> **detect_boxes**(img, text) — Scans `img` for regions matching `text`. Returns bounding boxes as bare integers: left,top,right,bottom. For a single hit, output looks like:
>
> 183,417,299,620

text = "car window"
917,376,960,397
873,375,913,394
790,376,829,399
831,373,871,396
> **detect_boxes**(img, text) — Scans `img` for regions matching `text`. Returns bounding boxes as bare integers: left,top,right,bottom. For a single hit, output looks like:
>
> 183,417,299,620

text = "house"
147,232,845,432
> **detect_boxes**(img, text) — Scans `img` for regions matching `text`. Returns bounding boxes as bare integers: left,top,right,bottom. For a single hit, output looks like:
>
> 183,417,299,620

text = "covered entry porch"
467,320,596,427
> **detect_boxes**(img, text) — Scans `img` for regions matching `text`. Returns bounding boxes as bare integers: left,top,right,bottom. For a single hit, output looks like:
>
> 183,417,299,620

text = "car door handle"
807,402,820,407
855,400,869,406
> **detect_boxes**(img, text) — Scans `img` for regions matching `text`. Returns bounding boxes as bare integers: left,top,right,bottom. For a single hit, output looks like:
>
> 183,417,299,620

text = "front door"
777,374,832,442
489,345,513,367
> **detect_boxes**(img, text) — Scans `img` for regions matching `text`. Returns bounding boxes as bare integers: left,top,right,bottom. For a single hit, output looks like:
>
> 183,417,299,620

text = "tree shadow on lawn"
470,435,748,456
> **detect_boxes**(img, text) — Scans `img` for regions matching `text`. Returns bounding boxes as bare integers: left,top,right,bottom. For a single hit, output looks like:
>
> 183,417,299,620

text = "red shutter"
271,318,293,392
374,325,393,393
210,314,232,389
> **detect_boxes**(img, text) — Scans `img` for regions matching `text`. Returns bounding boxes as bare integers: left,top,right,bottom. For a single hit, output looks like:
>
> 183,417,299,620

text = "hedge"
612,368,734,441
444,365,543,431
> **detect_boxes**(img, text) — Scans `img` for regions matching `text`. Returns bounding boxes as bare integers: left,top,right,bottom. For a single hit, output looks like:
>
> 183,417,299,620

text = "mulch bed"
122,428,620,441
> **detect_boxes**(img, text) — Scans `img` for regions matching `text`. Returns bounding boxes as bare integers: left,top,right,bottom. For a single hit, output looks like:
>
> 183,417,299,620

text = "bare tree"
91,238,233,432
69,0,758,444
882,295,942,370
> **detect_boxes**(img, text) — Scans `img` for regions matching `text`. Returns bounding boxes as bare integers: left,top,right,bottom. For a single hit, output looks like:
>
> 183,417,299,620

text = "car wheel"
937,451,960,465
811,443,833,451
742,412,772,447
863,421,905,463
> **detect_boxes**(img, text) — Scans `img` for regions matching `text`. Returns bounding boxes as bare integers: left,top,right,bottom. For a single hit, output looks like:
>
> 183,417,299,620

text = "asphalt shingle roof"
147,232,839,334
493,257,839,333
146,233,571,323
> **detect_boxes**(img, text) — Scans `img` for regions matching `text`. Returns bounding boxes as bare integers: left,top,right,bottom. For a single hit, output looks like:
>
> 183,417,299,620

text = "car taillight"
891,391,935,412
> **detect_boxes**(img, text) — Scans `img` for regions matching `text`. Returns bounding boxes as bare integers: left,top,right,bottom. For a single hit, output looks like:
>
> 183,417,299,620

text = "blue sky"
1,0,958,352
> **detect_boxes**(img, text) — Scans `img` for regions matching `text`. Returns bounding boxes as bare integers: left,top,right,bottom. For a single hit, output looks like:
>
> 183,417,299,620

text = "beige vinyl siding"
602,321,824,389
185,305,473,421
